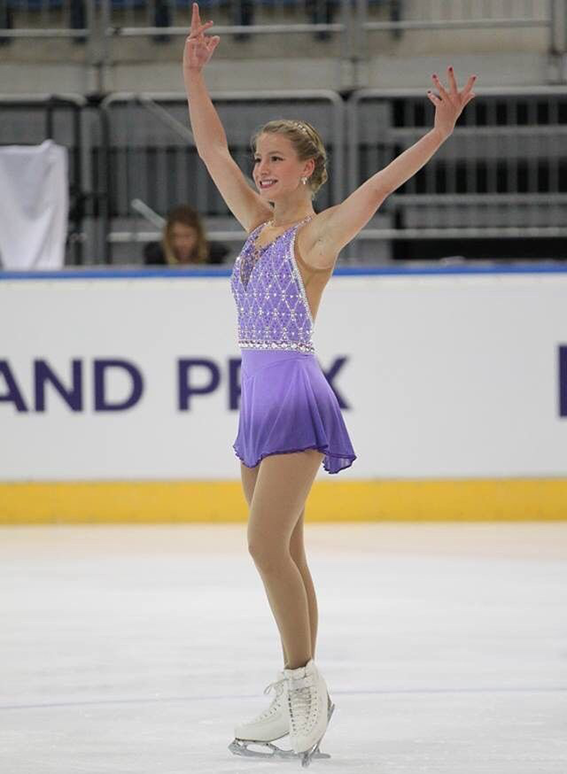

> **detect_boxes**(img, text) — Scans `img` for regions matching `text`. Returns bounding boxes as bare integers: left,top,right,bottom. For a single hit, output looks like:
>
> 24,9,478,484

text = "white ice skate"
228,668,335,763
284,659,335,768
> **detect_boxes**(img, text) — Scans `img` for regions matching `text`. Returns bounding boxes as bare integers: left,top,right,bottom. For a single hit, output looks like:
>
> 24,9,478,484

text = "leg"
241,460,289,666
240,461,319,667
289,508,319,662
247,450,324,670
240,460,259,507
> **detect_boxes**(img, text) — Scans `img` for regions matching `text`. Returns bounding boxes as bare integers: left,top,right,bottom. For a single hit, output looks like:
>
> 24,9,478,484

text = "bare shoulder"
296,206,341,271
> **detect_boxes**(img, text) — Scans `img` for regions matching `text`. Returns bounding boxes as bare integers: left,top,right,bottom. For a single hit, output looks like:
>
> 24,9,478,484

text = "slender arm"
309,128,450,265
184,70,228,159
307,68,477,266
372,128,449,199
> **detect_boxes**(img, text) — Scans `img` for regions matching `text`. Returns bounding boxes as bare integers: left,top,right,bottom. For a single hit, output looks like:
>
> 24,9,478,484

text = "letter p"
178,359,221,411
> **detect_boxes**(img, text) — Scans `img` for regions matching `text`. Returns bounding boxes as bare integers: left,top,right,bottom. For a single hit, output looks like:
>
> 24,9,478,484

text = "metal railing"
1,0,565,64
345,85,567,259
100,90,345,263
356,0,555,33
0,0,94,39
102,0,350,41
1,86,567,264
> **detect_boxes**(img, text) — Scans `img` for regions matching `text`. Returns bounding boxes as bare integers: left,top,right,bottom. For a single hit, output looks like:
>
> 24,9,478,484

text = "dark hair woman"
143,203,229,266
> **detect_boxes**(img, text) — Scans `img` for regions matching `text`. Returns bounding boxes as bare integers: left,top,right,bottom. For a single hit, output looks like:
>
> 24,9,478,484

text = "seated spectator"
143,204,229,266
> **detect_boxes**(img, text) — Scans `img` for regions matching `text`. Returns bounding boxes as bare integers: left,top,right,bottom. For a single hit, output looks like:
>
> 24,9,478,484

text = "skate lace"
264,676,286,698
287,675,316,734
250,676,285,721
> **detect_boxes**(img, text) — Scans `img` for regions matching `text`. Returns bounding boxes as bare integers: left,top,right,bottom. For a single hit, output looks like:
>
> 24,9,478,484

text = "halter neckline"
251,214,314,255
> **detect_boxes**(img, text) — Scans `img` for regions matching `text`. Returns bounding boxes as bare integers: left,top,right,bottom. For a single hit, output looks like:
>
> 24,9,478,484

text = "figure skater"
183,4,476,764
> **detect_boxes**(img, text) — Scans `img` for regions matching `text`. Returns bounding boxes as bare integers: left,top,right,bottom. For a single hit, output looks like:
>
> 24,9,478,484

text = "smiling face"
253,132,314,202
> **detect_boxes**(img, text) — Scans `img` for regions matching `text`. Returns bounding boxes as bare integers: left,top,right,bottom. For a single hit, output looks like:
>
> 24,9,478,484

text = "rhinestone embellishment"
231,217,315,354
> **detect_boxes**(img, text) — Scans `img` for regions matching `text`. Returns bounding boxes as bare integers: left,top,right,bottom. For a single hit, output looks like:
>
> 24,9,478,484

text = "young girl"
183,4,476,764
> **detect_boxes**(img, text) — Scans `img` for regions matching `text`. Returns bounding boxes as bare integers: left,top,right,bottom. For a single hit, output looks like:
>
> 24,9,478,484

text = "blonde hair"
250,119,328,199
162,204,208,265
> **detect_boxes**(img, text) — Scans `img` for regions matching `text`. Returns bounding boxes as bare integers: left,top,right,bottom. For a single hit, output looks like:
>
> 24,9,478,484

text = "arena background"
1,5,566,772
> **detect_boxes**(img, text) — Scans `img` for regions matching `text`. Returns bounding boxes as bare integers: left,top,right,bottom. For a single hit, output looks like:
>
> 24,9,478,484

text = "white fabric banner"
0,140,68,270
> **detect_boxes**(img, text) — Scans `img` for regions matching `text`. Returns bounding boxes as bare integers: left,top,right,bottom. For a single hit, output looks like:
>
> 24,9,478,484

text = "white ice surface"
1,523,566,773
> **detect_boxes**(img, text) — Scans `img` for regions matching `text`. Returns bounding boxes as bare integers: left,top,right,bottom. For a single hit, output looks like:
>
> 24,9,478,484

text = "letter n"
34,359,83,412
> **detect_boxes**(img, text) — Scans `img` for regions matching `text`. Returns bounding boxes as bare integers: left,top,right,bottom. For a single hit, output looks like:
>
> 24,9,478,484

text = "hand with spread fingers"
427,66,477,139
184,2,220,74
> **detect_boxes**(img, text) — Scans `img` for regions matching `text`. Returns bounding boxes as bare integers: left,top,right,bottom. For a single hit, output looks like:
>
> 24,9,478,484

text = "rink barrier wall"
2,264,567,522
1,478,566,524
3,264,567,279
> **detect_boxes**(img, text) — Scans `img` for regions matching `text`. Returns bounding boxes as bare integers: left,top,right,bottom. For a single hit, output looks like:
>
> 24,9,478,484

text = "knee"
248,538,289,574
290,547,308,569
289,536,307,567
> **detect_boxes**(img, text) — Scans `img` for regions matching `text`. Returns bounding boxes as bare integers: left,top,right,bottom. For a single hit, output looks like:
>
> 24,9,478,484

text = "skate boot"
228,671,293,759
284,659,335,768
228,669,335,762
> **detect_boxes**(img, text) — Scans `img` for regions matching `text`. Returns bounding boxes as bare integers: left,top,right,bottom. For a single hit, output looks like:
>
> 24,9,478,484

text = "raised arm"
306,67,477,267
183,3,272,232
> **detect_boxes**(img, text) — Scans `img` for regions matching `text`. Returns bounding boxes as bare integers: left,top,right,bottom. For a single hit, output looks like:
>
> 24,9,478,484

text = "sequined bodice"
230,216,315,354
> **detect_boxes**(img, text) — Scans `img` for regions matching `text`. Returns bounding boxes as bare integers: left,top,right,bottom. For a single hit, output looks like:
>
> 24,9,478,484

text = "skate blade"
229,739,331,762
300,740,333,768
298,701,337,768
228,702,337,764
229,739,292,759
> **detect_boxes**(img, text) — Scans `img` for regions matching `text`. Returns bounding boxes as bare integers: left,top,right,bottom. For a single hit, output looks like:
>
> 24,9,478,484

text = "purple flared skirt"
233,349,357,475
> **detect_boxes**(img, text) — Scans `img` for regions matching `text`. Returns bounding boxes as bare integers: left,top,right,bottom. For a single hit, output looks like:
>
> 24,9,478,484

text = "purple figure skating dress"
230,214,357,474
